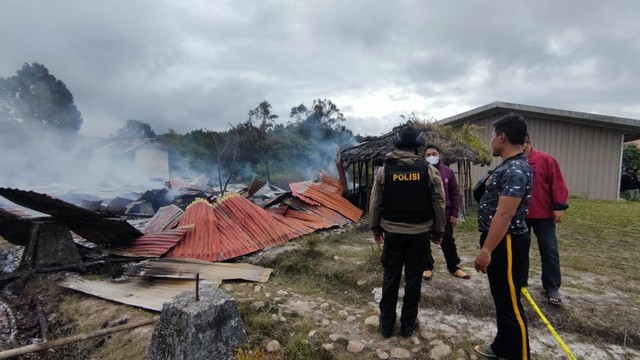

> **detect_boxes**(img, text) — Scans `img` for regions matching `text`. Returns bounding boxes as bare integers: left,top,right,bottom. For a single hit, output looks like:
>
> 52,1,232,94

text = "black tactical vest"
381,159,434,223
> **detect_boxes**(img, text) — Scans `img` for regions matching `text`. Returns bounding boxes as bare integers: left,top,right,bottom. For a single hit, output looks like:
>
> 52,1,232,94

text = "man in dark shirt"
422,144,470,280
369,125,446,339
620,168,640,202
473,114,532,360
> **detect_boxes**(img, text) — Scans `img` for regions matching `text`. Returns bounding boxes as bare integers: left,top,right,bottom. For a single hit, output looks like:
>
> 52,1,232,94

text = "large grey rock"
148,286,248,360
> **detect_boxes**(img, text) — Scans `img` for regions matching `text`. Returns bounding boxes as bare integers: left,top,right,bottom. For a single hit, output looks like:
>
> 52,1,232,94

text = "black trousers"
379,231,430,332
481,232,531,360
424,221,461,273
525,218,562,294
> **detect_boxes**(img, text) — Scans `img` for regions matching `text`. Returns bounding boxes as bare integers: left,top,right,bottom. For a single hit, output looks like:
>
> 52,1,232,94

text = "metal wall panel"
450,115,624,200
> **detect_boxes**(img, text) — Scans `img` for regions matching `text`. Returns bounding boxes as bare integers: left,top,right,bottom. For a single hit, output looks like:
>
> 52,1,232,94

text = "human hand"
450,216,458,226
553,210,564,223
373,233,384,246
431,233,442,245
474,249,491,273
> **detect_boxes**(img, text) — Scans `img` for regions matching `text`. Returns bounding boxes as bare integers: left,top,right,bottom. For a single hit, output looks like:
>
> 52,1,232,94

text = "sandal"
546,290,562,305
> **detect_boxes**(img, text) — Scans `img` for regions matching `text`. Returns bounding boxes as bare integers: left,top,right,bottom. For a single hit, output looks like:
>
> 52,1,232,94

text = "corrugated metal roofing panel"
143,205,184,234
0,188,143,246
67,219,144,246
108,226,192,257
289,173,363,222
288,182,321,206
165,196,304,261
60,275,220,312
0,188,107,219
127,258,273,283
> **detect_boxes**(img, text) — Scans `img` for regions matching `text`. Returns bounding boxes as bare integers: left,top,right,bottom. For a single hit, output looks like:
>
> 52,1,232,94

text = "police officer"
369,125,446,338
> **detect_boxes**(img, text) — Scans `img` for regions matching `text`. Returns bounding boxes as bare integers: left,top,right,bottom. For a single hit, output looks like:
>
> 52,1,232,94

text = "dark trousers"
525,218,562,294
481,232,530,360
424,221,460,273
379,231,430,332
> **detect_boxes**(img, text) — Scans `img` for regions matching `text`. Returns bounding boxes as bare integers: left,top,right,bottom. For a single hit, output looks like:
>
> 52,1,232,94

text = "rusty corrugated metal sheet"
165,196,304,261
288,182,321,205
108,226,192,257
143,205,184,234
289,172,363,222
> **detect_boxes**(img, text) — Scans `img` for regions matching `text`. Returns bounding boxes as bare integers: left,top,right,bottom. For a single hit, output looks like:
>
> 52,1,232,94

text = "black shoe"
379,319,392,338
401,320,419,337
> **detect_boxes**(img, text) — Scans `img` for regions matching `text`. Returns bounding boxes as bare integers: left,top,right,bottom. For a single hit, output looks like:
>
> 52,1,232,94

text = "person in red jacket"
523,135,569,305
422,144,471,280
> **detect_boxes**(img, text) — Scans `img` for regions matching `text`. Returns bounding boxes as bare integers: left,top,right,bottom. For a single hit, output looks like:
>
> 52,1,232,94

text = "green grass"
455,199,640,348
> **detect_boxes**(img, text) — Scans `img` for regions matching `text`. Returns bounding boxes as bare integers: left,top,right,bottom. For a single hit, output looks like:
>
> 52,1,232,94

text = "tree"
0,62,82,133
290,98,345,131
112,119,156,140
623,143,640,171
238,101,279,182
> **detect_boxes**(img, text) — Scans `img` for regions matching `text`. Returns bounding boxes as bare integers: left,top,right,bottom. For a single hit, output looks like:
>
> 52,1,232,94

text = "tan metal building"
439,102,640,200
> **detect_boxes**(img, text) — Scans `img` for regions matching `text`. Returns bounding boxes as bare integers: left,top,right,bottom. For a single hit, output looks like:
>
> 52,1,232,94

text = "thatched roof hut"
337,122,491,212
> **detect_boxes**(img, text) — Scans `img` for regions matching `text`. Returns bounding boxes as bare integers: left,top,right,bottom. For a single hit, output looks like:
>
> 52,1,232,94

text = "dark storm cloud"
2,0,639,137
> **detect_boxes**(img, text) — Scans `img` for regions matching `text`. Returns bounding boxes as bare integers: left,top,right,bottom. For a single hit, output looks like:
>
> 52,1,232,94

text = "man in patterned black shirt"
473,114,532,360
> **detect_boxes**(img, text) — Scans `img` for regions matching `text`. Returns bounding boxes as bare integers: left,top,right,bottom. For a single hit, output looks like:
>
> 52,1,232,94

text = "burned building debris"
0,171,361,310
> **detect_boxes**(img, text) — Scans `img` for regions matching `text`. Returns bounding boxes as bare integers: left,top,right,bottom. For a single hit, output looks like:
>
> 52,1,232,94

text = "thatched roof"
339,123,491,166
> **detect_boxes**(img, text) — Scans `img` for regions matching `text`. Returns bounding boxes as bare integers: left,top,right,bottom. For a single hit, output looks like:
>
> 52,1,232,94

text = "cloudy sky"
2,1,640,138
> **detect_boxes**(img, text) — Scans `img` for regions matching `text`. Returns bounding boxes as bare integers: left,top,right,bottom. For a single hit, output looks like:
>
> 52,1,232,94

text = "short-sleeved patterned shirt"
477,153,532,234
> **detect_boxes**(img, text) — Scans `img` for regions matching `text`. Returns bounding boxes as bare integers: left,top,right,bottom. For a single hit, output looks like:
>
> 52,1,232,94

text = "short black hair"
492,113,527,145
425,144,441,153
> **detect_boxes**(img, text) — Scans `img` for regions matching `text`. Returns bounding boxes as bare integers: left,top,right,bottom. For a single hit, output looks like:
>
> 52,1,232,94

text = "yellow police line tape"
521,287,577,360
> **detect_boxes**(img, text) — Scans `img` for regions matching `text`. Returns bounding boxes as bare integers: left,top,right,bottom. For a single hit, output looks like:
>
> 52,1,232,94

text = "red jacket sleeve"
546,156,569,210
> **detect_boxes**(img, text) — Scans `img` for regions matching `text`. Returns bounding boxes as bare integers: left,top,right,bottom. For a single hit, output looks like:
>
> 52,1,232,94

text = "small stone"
322,343,334,351
253,285,261,293
320,302,331,310
271,314,278,321
308,330,317,338
420,330,438,340
376,348,390,359
222,284,233,292
264,292,271,297
390,347,412,358
333,255,340,260
338,309,349,317
429,339,444,346
276,290,288,295
251,301,265,310
429,344,452,360
346,315,357,322
321,319,331,326
364,315,379,326
328,333,347,344
347,340,365,353
273,297,282,303
266,340,281,352
357,280,367,286
279,316,286,322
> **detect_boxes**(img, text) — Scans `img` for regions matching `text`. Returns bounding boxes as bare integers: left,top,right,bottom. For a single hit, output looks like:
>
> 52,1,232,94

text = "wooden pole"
0,317,158,359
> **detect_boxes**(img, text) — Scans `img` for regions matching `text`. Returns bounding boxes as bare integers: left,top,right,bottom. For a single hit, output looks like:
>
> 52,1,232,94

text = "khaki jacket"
369,149,446,235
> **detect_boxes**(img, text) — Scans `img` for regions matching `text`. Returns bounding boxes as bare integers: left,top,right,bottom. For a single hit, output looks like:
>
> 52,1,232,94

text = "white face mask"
426,155,439,165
